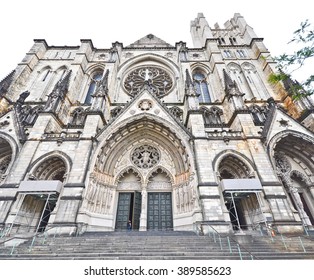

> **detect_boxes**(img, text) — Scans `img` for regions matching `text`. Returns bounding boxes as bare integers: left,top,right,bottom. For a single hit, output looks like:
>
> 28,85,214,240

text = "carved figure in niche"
184,69,200,110
27,105,43,125
111,106,123,118
70,107,86,126
131,145,160,169
169,106,183,122
274,154,291,174
250,105,266,124
15,90,30,115
202,106,223,125
90,69,109,113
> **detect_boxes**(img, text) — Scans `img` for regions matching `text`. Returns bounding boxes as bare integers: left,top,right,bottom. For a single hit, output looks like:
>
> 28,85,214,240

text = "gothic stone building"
0,13,314,236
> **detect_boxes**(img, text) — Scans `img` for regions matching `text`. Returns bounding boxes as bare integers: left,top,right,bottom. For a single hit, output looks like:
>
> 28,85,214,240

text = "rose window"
131,145,160,169
124,66,173,97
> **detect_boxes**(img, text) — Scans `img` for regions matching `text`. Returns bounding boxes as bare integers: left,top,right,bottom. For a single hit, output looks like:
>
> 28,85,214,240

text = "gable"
264,107,314,145
127,34,174,48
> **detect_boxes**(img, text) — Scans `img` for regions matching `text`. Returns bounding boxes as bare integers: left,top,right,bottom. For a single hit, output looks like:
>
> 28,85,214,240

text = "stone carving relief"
69,107,86,126
174,182,197,214
83,177,114,214
169,106,183,122
274,153,291,174
138,99,153,111
201,106,223,125
131,145,160,169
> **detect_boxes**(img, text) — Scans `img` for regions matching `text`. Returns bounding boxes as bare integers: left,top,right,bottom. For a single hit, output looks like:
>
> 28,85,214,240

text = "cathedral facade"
0,13,314,236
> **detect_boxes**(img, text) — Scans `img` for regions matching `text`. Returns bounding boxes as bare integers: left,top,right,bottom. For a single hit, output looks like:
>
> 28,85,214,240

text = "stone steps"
1,231,314,260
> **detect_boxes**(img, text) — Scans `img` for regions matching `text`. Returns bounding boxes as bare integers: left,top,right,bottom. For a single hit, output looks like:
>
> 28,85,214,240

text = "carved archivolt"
32,156,67,181
218,154,253,179
290,170,312,187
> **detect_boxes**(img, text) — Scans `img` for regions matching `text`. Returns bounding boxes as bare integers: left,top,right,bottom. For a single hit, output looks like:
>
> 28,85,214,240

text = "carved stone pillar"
139,184,147,231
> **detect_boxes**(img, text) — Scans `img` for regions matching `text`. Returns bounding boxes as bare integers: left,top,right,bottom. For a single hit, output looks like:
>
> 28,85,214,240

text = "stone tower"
0,13,313,236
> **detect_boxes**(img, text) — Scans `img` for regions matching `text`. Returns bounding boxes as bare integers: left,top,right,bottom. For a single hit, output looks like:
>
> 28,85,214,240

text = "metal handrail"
195,222,258,260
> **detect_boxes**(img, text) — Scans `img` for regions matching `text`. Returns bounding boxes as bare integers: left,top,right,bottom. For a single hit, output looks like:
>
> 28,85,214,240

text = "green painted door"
147,192,173,230
115,192,142,230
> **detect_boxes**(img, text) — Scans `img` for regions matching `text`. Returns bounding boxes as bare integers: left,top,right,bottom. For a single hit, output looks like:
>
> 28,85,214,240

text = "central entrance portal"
115,192,142,231
147,192,173,231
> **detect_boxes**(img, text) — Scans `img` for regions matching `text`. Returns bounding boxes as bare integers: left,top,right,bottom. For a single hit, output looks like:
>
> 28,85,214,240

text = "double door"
115,191,173,231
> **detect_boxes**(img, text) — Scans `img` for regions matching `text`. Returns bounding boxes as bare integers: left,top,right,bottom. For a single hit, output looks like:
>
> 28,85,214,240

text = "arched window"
85,72,103,104
193,72,211,103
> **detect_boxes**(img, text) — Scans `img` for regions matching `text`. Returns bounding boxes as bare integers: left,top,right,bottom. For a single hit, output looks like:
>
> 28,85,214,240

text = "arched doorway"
147,168,173,231
0,137,13,183
115,168,142,231
218,154,264,232
272,133,314,230
82,115,198,232
12,156,67,233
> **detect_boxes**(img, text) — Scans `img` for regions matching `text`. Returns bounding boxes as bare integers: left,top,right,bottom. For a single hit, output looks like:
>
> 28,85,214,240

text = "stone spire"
185,69,199,110
44,70,72,112
0,70,15,98
91,69,109,111
280,69,314,109
223,69,245,109
14,90,30,143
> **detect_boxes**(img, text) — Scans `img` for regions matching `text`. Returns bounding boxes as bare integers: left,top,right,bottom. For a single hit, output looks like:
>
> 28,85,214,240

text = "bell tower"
190,13,213,48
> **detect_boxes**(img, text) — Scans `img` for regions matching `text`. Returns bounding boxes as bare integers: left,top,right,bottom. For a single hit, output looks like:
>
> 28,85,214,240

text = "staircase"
1,231,314,260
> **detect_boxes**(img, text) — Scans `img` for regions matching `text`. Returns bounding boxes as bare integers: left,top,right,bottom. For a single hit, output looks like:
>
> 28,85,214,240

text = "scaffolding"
8,180,62,235
221,179,266,232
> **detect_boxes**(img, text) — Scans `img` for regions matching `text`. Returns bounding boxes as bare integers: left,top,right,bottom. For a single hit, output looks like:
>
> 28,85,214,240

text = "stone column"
139,185,147,231
309,186,314,200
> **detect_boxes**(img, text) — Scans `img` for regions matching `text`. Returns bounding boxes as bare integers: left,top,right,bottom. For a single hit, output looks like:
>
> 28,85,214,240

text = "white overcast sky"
0,0,313,82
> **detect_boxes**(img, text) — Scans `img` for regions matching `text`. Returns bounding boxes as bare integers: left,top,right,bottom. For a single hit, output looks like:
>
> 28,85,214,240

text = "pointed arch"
147,165,174,184
115,166,144,185
270,131,314,227
84,70,104,105
27,151,72,182
116,53,180,101
0,136,14,182
39,66,53,82
191,67,211,103
118,53,180,79
268,130,314,176
241,62,269,100
249,104,267,125
226,62,253,100
213,150,256,179
93,115,192,180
